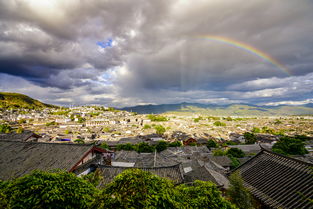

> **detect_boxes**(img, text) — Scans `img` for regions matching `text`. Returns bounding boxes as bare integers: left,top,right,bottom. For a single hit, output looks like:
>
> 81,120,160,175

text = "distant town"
1,95,312,208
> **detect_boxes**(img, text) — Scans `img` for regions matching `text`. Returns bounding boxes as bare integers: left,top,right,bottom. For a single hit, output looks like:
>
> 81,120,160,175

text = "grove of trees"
0,169,239,209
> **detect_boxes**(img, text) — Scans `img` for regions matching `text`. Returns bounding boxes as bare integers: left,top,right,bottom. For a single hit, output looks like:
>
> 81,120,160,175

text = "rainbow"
198,35,291,76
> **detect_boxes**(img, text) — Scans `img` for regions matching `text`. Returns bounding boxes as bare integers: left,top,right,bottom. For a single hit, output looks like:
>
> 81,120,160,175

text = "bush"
1,170,96,209
99,142,109,150
147,115,168,122
168,141,182,147
213,121,226,126
155,141,168,152
94,169,236,209
94,169,181,208
213,149,226,156
0,124,12,133
154,125,166,135
226,148,245,158
243,132,257,144
251,127,260,133
272,136,308,155
228,172,253,209
116,143,136,151
136,142,155,153
207,139,218,149
177,180,236,209
143,124,151,129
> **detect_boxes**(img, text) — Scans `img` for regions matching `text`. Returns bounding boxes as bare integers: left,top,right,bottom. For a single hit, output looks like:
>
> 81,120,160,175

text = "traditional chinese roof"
98,164,184,185
232,148,313,209
0,131,40,142
0,141,102,180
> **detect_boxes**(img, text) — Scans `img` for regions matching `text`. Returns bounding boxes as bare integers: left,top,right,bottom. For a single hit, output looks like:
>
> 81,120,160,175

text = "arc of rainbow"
197,35,291,76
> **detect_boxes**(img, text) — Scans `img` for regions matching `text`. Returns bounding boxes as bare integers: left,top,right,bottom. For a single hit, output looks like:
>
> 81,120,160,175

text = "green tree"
154,125,166,135
0,124,12,133
213,121,226,126
213,149,226,156
251,127,260,133
207,139,218,149
99,142,109,150
168,141,182,147
272,136,308,155
136,142,155,153
116,143,136,151
243,132,257,144
143,124,151,129
15,127,24,134
94,169,181,208
227,148,245,158
177,180,237,209
2,170,96,209
147,114,168,122
227,171,253,209
155,140,168,152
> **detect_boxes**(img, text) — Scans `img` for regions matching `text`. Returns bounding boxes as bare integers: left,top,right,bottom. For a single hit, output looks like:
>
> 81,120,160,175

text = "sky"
0,0,312,107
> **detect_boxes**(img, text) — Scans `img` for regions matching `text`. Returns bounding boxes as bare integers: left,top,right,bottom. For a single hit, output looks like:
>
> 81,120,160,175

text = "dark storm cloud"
0,0,312,106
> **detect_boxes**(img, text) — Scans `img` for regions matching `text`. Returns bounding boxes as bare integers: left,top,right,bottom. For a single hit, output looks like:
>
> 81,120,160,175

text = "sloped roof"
0,131,40,142
99,164,184,185
209,156,232,167
0,141,94,180
233,149,313,209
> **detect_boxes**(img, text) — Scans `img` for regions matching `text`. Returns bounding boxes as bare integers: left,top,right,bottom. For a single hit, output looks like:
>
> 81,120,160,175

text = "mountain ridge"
121,102,313,115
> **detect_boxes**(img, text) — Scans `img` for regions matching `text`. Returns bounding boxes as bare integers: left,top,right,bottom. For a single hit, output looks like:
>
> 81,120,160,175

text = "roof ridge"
99,163,182,169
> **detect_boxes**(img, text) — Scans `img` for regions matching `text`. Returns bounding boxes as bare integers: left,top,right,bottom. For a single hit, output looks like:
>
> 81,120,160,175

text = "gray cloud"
0,0,312,106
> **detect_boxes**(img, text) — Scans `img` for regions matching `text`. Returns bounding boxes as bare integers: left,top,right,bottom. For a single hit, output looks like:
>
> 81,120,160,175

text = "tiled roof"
233,149,313,209
99,164,184,185
0,141,94,180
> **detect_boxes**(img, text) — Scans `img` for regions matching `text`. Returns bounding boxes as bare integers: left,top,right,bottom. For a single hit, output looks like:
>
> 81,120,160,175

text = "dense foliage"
227,172,253,209
243,132,257,144
154,124,166,135
147,114,168,122
94,169,237,209
207,139,218,149
0,169,237,209
213,121,226,126
115,141,181,153
177,180,237,209
226,148,245,158
1,170,96,209
0,124,12,133
272,136,308,155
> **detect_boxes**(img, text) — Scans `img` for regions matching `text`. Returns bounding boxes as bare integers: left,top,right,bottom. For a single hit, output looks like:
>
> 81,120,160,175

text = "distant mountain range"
0,92,57,109
121,102,313,115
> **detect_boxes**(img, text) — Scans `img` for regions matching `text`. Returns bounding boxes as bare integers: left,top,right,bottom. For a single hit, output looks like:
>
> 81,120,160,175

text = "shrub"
207,139,218,149
136,142,155,153
226,148,245,158
143,124,151,129
227,171,253,209
272,136,308,155
2,170,96,209
147,115,168,122
213,121,226,126
213,149,226,156
0,124,12,133
243,132,257,144
155,140,168,152
154,125,166,135
168,141,182,147
94,169,181,208
177,180,236,209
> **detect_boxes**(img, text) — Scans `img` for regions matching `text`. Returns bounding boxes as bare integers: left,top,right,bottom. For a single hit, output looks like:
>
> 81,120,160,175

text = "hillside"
121,103,313,115
0,92,57,109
